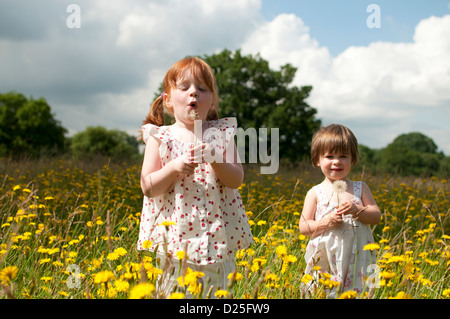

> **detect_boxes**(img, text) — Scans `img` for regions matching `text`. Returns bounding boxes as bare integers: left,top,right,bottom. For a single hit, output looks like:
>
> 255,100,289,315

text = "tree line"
1,49,448,177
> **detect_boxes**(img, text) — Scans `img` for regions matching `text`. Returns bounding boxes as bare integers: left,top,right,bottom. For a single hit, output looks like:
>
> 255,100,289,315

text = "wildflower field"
0,157,449,299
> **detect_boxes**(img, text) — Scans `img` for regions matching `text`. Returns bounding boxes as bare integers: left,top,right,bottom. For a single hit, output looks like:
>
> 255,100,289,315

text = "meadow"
0,157,449,299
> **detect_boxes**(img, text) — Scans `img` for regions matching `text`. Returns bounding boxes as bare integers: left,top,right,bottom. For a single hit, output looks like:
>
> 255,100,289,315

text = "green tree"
0,91,66,157
355,144,381,173
379,132,444,176
203,49,321,163
70,126,139,160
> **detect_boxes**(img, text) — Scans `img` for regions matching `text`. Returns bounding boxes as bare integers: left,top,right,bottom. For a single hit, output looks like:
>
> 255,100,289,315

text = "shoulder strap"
353,181,362,198
313,184,328,205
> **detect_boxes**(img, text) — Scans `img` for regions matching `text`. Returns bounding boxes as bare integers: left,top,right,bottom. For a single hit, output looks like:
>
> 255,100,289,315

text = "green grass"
0,157,449,299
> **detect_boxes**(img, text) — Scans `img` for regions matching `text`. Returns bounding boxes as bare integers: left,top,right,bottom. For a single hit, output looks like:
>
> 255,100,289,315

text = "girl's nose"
189,86,199,97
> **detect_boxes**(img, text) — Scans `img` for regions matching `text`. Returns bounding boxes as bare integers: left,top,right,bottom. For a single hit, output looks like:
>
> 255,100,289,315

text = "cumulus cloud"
0,0,262,135
1,1,449,154
240,13,450,153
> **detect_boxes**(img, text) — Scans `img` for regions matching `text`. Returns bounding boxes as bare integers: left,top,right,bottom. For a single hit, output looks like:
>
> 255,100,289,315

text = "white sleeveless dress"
304,181,376,296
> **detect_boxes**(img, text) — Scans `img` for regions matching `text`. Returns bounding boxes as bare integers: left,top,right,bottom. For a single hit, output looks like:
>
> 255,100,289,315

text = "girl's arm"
299,189,343,237
140,136,198,198
337,182,381,225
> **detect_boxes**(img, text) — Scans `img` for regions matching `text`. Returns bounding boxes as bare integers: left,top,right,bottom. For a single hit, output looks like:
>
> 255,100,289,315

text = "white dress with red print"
137,118,253,265
304,181,376,296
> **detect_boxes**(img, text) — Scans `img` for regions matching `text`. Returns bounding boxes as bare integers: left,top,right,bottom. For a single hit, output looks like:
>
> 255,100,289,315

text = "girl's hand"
326,210,343,229
189,143,217,164
337,200,358,216
171,152,198,175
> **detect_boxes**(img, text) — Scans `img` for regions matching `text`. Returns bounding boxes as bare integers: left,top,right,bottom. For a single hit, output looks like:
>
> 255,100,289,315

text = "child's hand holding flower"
337,200,358,216
189,143,216,164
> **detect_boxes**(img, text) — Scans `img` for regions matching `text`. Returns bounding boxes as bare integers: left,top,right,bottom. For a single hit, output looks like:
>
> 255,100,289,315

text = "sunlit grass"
0,157,449,299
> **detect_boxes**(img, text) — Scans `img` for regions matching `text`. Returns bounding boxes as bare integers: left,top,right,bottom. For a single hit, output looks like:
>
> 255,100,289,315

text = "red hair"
142,57,219,128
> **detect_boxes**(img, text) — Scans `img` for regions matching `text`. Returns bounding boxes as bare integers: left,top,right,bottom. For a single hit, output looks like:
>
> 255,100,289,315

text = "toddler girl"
299,124,381,297
137,57,253,297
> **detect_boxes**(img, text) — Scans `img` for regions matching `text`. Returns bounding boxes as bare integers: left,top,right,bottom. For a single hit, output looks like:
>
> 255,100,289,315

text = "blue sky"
1,0,450,156
260,0,450,56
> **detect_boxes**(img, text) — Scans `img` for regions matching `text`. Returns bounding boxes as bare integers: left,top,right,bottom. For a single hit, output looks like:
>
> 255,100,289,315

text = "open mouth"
189,101,198,108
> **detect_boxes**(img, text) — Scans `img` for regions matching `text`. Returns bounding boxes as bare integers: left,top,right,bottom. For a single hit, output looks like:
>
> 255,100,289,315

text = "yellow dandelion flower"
338,290,358,299
107,252,120,261
380,271,396,280
228,272,243,282
68,251,77,258
301,274,313,285
265,273,279,282
129,283,155,299
214,290,230,298
176,250,186,260
284,254,298,263
389,291,411,299
114,247,128,256
114,279,130,292
276,245,287,257
443,289,450,298
169,292,185,299
13,185,21,191
187,282,202,295
142,240,153,249
363,243,380,251
39,258,51,265
40,276,52,283
144,264,163,281
0,266,19,284
158,220,176,227
93,270,115,284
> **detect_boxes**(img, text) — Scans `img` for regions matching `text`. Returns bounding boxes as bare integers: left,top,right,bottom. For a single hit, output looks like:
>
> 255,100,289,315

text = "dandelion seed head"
332,180,347,194
189,109,199,120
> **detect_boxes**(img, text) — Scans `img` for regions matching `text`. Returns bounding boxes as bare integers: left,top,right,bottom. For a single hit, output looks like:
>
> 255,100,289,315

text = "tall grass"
0,157,449,299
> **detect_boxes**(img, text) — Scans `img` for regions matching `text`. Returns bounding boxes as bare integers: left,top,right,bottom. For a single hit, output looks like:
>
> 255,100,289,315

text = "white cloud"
1,2,449,155
240,13,450,154
0,0,263,135
241,13,331,86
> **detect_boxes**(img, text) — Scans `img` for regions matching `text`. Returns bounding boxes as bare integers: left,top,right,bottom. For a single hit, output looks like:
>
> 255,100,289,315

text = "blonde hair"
310,124,359,166
142,56,219,127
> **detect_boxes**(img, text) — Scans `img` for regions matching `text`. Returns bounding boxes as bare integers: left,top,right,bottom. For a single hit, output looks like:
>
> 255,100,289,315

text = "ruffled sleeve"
141,124,168,144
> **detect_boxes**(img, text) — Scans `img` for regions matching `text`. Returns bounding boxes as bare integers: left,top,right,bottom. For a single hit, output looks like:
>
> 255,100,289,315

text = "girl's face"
166,71,215,127
318,151,352,182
